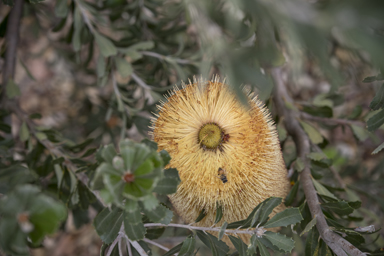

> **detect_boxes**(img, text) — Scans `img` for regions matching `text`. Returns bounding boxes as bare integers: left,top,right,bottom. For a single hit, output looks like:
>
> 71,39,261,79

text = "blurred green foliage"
1,0,384,255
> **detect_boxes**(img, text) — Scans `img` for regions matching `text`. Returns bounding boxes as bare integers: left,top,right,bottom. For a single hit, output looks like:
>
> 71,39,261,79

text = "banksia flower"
151,77,290,241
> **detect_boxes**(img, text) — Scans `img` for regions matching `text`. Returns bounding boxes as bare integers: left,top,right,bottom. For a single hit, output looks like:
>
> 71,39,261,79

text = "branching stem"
271,67,366,256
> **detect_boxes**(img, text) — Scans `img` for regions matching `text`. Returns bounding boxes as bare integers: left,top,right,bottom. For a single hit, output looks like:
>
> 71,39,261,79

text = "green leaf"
55,0,68,18
93,207,123,243
19,122,30,142
145,227,165,240
259,197,282,225
305,228,319,256
313,94,333,108
285,181,299,206
312,178,338,200
142,204,173,224
72,6,83,51
152,177,179,194
363,76,377,83
351,125,369,141
262,231,295,253
302,106,333,118
195,209,207,223
6,79,20,98
218,221,227,240
159,150,171,166
250,204,263,228
2,0,14,6
228,236,247,256
214,203,223,225
300,121,323,144
264,208,303,228
370,83,384,110
318,239,332,256
0,185,66,250
115,57,133,78
141,194,158,211
178,235,196,256
97,54,106,78
247,235,258,255
101,144,117,164
321,201,354,216
162,243,183,256
367,108,384,132
294,158,305,172
124,212,145,241
94,32,117,57
255,237,271,256
126,41,154,51
300,217,317,236
196,231,229,256
372,141,384,154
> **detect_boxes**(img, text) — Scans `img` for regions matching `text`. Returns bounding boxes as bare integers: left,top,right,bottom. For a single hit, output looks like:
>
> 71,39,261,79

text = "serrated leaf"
214,203,223,225
285,181,299,206
19,121,30,142
115,57,133,78
321,201,354,216
142,204,173,224
94,32,117,57
124,211,145,241
178,235,196,256
152,177,179,194
141,194,158,211
351,125,369,141
93,207,123,243
218,221,227,240
305,228,319,256
159,150,171,166
370,83,384,110
312,178,338,200
6,79,20,98
258,236,282,252
372,141,384,154
367,108,384,132
259,197,282,225
228,236,247,256
300,217,317,236
264,208,303,228
262,231,295,253
300,121,323,144
255,238,270,256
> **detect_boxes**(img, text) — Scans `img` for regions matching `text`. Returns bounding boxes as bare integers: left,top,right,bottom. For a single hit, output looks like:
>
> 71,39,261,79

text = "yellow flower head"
151,77,290,237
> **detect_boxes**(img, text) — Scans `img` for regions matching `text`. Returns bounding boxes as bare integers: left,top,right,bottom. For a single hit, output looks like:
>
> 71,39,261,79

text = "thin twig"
300,112,365,127
74,0,96,34
143,223,264,236
119,231,148,256
143,238,171,252
131,72,152,90
140,51,196,65
2,0,24,88
271,67,366,256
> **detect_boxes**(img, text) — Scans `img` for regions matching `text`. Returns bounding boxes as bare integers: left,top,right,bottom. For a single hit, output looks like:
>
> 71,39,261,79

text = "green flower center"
198,123,223,150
